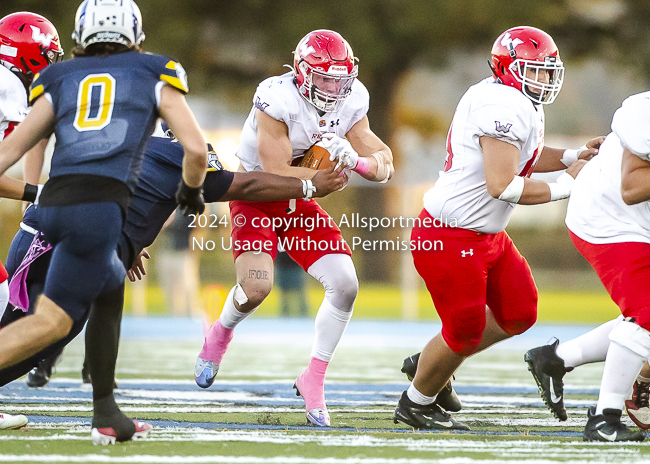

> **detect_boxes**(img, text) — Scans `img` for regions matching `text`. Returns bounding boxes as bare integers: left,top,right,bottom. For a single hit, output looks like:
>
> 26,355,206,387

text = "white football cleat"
0,413,28,430
306,408,331,427
91,420,153,445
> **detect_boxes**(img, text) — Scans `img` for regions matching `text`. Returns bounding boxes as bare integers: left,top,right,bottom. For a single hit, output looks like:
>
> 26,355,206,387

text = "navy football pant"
39,202,126,322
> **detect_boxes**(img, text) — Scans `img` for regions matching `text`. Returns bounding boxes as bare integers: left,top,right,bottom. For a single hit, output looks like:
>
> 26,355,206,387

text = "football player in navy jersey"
0,0,209,443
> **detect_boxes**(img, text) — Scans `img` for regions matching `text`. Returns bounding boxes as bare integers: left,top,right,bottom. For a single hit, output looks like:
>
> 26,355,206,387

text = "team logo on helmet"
30,26,55,48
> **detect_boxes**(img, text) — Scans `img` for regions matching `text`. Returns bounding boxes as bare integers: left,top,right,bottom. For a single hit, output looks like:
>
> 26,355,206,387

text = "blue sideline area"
120,316,602,351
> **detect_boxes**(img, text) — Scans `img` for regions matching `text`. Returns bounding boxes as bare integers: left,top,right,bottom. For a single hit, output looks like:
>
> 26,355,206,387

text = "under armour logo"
30,26,54,48
495,121,512,133
461,249,473,257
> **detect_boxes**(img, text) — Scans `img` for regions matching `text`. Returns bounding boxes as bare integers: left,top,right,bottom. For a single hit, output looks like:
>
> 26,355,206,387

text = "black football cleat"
583,407,645,442
400,352,462,412
524,339,572,421
393,391,470,431
27,352,61,388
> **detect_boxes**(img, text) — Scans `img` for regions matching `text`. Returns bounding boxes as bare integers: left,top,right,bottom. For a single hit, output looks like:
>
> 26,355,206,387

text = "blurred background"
1,0,648,323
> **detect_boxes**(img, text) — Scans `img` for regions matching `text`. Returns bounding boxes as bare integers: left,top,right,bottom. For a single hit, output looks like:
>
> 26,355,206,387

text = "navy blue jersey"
29,51,188,192
10,137,234,271
122,136,233,266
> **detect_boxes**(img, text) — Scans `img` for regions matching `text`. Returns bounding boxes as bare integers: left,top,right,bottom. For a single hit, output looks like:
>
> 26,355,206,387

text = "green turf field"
1,318,648,464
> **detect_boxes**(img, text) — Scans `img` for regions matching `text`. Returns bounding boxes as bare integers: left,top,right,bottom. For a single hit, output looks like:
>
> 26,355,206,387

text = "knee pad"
609,320,650,359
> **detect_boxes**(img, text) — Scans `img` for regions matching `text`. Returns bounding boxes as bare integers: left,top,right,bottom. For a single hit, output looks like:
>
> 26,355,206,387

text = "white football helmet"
72,0,145,48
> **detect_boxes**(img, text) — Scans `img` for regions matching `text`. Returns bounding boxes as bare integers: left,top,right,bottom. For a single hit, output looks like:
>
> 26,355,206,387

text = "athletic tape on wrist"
302,179,316,200
548,172,574,201
561,145,588,167
370,152,390,183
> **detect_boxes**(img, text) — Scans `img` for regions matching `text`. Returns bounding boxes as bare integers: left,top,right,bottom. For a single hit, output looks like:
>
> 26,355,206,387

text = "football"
294,144,333,170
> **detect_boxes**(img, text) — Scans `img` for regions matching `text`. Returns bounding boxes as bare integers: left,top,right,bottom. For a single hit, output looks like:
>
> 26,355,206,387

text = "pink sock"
296,357,329,409
198,321,234,364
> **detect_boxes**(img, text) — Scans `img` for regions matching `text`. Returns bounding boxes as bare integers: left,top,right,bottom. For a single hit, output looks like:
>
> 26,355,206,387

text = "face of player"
312,73,343,95
524,67,551,98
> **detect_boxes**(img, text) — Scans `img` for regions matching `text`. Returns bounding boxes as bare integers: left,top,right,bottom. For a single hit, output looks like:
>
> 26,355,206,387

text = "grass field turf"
1,318,649,463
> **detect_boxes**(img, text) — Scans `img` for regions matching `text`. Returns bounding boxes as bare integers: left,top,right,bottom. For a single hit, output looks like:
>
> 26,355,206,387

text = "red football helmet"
490,26,564,105
293,30,358,112
0,12,63,83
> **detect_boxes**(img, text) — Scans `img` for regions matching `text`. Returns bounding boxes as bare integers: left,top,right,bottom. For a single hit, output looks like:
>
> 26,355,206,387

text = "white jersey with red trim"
423,77,545,234
566,92,650,244
0,65,28,141
237,71,369,172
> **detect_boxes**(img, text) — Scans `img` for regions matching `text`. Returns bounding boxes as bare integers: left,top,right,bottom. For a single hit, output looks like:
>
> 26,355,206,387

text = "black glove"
175,180,205,216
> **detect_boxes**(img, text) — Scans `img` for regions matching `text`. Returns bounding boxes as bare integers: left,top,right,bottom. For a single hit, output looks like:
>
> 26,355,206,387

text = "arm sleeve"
612,94,650,161
473,103,530,151
203,170,235,203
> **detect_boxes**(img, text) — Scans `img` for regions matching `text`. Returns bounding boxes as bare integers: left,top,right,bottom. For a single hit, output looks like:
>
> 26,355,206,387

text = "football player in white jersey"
393,26,603,431
0,11,62,431
525,92,650,442
195,29,393,427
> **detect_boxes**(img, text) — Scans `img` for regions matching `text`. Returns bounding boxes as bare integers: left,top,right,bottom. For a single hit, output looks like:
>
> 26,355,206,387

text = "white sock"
407,384,436,406
556,317,622,368
219,285,257,329
310,298,352,362
596,342,645,414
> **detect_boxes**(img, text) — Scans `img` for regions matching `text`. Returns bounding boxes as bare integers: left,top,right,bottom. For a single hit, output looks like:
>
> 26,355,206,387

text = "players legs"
293,253,357,427
396,212,537,430
0,295,73,370
195,251,269,387
0,274,27,430
85,282,151,444
0,203,123,370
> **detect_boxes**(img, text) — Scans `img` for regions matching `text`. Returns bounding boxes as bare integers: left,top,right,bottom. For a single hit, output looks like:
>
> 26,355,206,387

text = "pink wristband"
353,156,370,175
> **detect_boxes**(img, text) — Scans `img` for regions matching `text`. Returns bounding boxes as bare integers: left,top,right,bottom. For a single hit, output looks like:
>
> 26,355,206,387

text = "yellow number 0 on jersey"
73,74,116,132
